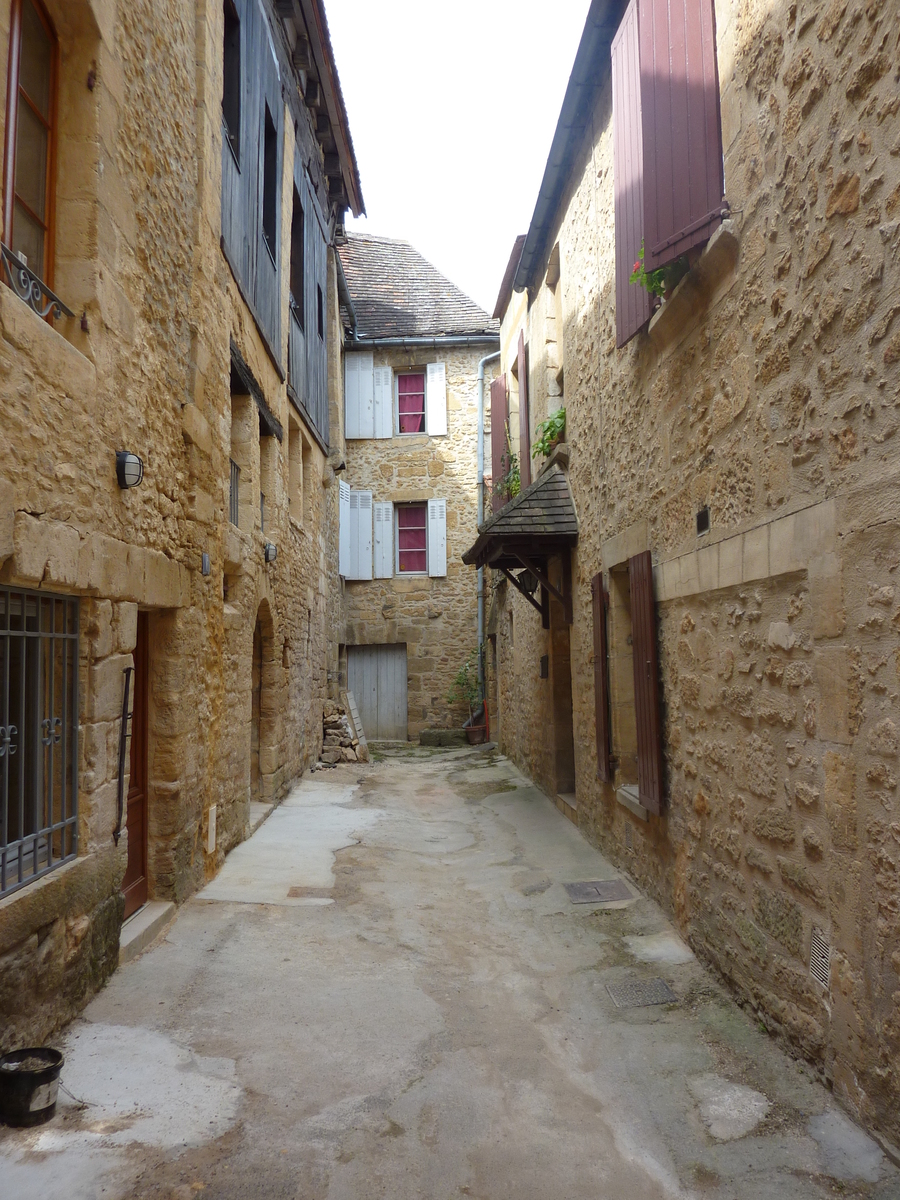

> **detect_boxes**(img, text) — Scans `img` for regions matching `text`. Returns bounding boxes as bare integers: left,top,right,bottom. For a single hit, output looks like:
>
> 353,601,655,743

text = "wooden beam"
499,568,544,618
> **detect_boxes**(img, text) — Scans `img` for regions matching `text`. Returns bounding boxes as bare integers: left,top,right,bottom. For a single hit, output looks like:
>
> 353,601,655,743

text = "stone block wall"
341,346,495,736
0,0,339,1047
491,0,900,1144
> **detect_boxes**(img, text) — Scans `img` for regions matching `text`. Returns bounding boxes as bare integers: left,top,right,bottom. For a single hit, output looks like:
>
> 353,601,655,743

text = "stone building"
336,233,499,739
467,0,900,1146
0,0,361,1048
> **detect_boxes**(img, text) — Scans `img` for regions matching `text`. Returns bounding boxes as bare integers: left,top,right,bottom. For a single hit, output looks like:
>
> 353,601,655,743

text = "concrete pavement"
2,745,897,1199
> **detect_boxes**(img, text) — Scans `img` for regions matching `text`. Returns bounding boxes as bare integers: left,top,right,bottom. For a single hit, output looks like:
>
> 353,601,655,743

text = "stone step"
555,792,578,824
119,900,176,966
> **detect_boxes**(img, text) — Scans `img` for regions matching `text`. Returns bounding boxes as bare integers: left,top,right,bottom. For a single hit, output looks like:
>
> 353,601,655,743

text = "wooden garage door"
347,644,408,741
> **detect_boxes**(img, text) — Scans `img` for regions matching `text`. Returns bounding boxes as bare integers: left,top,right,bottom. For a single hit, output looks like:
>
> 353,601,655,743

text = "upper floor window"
397,372,425,434
611,0,725,346
3,0,58,285
222,0,241,162
289,186,304,327
261,103,277,261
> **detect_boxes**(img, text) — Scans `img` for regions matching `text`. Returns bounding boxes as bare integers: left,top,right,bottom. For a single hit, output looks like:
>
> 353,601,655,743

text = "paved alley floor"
2,746,898,1200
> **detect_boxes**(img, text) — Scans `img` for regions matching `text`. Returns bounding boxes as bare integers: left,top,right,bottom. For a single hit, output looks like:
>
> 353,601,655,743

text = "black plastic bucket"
0,1047,65,1127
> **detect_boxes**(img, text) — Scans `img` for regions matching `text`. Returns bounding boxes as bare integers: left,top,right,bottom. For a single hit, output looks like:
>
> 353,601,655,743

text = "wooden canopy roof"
462,466,578,571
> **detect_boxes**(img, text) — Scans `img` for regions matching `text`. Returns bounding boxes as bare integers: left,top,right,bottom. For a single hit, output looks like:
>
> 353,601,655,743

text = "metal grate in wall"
0,588,79,897
810,927,831,989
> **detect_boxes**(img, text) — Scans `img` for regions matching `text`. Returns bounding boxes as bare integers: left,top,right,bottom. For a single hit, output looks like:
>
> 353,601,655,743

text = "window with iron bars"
1,587,79,897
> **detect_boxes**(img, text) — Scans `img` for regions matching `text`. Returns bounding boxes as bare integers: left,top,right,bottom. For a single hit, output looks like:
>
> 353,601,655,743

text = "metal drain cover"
606,978,678,1008
564,879,633,904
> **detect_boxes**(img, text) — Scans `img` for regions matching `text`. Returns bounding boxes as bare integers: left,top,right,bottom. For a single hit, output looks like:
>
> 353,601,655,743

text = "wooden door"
122,612,149,918
347,644,407,741
251,619,262,801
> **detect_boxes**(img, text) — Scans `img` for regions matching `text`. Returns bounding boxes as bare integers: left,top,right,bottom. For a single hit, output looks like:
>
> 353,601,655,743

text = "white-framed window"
396,365,447,436
344,353,447,440
393,499,447,577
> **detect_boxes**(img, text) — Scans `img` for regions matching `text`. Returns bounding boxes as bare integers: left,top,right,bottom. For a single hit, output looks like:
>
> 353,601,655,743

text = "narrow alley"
1,747,896,1200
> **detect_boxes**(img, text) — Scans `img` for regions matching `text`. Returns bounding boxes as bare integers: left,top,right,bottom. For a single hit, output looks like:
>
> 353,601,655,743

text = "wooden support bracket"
499,567,544,618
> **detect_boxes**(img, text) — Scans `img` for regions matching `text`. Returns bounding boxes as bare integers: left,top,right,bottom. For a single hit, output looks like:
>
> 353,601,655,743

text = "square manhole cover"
564,879,633,904
606,978,678,1008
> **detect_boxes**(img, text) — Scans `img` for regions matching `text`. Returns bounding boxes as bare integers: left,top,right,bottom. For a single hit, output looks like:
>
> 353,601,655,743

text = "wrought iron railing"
1,242,75,320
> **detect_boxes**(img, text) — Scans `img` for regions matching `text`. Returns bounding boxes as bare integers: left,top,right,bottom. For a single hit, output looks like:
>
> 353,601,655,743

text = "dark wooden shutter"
639,0,725,271
612,0,651,348
490,373,508,513
629,550,664,814
517,331,531,489
591,574,612,783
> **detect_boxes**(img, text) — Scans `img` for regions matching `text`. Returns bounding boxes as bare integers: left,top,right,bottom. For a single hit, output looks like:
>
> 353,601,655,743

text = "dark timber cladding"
628,550,664,814
221,0,283,367
639,0,725,270
288,160,329,447
612,0,650,348
591,574,612,783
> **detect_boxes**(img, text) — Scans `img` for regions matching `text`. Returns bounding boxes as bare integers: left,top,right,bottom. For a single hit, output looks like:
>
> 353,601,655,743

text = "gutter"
513,0,617,294
335,249,357,338
344,334,500,350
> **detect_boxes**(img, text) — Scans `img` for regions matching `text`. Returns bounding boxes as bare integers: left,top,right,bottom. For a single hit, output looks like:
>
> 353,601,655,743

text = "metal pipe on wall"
476,350,501,695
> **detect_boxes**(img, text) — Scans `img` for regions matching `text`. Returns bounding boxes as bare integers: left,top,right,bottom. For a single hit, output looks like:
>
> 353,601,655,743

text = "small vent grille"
625,823,634,849
810,927,831,988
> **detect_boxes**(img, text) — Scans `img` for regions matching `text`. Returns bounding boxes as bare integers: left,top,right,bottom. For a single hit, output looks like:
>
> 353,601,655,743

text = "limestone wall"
492,0,900,1143
341,346,496,737
0,0,339,1047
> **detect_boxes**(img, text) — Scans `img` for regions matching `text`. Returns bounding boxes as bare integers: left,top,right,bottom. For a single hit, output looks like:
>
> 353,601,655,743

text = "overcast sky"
325,0,591,315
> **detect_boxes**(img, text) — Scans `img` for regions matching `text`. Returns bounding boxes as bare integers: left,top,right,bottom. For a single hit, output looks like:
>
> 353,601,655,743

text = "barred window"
1,587,79,897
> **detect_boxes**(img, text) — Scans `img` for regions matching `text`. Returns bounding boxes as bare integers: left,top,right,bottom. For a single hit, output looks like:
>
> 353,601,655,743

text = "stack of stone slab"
317,700,365,766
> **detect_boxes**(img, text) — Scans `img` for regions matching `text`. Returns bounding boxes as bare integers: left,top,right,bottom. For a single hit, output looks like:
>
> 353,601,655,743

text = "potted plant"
532,406,566,460
629,240,690,303
447,650,487,743
493,420,520,504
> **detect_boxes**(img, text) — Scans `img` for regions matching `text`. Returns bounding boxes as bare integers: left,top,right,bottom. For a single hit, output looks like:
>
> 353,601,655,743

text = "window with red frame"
397,504,427,573
397,373,425,434
3,0,58,284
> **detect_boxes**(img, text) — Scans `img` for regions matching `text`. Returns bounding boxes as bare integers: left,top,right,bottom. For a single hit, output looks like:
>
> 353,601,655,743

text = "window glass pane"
14,100,48,220
12,200,45,277
397,504,427,573
398,374,425,433
19,0,52,119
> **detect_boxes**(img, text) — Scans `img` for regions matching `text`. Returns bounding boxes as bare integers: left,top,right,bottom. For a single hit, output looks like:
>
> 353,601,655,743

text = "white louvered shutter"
347,489,360,578
373,366,393,440
356,490,373,579
338,479,350,576
425,362,447,436
373,501,394,578
345,352,374,439
427,498,447,577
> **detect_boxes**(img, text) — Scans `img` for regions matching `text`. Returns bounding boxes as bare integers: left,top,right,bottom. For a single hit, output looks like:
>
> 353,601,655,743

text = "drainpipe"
476,350,501,698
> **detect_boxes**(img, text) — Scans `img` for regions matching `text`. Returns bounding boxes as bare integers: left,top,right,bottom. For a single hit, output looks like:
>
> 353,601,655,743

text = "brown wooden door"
122,612,149,918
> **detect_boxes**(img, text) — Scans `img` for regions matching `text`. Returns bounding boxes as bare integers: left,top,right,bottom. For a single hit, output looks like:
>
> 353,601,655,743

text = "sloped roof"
338,233,499,340
462,465,578,569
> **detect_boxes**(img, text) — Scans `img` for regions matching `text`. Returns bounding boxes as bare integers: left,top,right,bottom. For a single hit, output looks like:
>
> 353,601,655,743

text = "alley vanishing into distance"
2,746,897,1200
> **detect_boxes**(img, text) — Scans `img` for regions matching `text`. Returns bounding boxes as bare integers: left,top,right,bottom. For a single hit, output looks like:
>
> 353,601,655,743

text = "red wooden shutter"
490,373,508,513
612,0,651,347
592,573,612,783
639,0,725,271
517,330,531,489
629,550,664,814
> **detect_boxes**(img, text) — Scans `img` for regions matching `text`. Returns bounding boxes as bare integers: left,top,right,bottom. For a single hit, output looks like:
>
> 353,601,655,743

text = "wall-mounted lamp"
332,459,347,473
517,569,539,595
264,542,277,564
201,552,211,577
116,451,144,489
